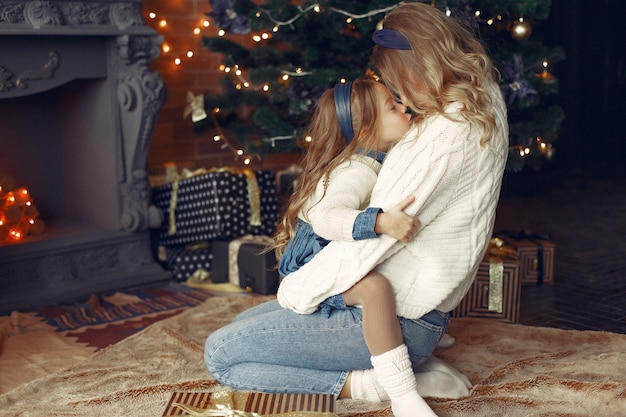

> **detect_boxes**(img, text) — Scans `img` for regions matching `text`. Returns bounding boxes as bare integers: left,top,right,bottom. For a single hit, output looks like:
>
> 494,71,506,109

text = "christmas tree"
196,0,564,171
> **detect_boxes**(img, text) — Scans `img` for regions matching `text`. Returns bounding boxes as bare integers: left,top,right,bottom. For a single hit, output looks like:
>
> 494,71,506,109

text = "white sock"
350,368,389,402
371,344,438,417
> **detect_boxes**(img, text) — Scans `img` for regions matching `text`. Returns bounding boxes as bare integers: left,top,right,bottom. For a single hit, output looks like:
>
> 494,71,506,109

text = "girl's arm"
305,156,380,242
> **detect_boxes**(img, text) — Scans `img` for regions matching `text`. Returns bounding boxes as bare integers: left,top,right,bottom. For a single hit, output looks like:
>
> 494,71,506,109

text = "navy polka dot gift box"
152,170,279,247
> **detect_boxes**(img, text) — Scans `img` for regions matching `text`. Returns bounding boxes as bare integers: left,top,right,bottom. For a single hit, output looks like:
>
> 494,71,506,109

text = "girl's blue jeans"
204,298,449,397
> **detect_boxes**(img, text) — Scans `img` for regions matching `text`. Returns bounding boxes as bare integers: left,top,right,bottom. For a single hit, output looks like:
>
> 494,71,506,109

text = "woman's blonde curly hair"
370,2,498,145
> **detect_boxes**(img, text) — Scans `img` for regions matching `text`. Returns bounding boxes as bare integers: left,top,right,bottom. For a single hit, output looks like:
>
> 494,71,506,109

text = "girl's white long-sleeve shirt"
277,82,509,319
301,154,381,242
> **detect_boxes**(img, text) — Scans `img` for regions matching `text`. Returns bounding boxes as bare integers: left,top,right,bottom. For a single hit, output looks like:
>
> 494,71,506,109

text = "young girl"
273,76,418,370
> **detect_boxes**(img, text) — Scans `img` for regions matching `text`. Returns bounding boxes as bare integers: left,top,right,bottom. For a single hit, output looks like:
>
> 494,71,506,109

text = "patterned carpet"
35,285,211,351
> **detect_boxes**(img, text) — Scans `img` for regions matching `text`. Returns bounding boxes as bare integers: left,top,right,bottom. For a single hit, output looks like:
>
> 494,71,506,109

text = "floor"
493,172,626,334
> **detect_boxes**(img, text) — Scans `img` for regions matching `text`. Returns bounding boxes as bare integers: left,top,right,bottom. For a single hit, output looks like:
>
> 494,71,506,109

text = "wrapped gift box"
452,255,521,324
212,235,279,295
152,168,279,247
495,231,555,285
163,391,335,416
160,244,213,282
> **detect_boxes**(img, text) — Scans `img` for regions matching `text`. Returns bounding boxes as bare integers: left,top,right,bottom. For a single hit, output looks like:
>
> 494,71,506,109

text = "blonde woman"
205,4,508,416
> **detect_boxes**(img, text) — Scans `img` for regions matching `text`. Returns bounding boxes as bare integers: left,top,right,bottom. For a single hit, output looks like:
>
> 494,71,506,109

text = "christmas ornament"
183,91,208,122
206,0,250,35
500,54,537,107
511,19,532,41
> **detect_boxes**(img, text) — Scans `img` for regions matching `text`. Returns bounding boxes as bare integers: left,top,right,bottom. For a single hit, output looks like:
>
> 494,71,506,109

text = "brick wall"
142,0,300,176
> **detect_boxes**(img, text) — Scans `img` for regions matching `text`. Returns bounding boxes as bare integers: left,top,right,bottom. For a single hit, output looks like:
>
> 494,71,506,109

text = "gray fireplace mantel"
0,1,172,313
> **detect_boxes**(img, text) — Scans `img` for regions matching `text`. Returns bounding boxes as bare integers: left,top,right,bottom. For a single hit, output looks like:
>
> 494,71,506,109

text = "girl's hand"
374,195,420,243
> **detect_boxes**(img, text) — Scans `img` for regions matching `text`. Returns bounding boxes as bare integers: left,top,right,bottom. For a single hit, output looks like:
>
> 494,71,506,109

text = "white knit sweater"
301,154,381,241
277,82,509,319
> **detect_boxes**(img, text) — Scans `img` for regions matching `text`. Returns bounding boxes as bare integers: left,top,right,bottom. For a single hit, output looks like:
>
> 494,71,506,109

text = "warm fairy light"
186,51,194,58
339,78,347,84
282,74,289,81
174,58,181,65
243,157,251,165
219,64,226,71
313,4,321,13
237,149,244,156
193,27,201,35
159,19,167,28
305,135,313,142
261,33,270,40
162,43,170,53
224,66,231,73
243,81,250,88
487,18,494,25
295,67,303,74
214,135,221,142
218,29,226,36
542,60,549,68
203,20,210,27
253,35,262,42
445,7,451,16
28,219,35,225
272,25,279,32
262,84,270,91
346,17,353,23
148,12,156,19
474,10,481,17
9,229,22,240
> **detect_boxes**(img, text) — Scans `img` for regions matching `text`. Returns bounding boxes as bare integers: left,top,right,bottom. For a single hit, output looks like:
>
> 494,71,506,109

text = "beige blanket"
1,294,625,417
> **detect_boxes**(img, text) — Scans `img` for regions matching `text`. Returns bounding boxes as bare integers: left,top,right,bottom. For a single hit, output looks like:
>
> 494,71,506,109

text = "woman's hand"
374,195,420,243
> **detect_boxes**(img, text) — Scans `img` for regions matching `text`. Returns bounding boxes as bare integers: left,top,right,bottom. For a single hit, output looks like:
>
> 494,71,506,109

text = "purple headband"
334,82,354,144
372,28,411,50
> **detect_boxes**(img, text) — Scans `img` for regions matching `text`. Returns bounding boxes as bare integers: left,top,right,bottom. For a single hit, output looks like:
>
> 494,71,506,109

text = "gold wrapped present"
162,390,337,417
452,238,521,323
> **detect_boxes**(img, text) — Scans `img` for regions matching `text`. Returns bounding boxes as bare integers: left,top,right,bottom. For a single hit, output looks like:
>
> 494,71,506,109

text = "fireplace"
0,1,171,313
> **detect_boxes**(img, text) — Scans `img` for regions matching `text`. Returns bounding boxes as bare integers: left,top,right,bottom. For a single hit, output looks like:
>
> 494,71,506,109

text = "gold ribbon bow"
485,238,518,313
167,167,262,236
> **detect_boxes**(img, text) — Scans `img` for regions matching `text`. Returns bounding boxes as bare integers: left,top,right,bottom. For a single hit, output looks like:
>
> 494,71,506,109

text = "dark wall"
547,0,626,179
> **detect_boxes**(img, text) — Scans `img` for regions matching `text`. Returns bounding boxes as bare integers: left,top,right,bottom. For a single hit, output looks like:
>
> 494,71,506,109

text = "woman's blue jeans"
204,299,449,397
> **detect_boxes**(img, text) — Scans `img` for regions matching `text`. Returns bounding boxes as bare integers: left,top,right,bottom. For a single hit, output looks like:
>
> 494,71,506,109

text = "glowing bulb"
282,74,289,81
542,60,549,68
314,4,321,13
213,107,220,113
28,219,35,225
159,19,167,28
487,18,494,25
193,27,201,35
339,78,347,84
305,135,313,142
148,12,156,19
261,33,269,40
253,35,261,42
295,67,303,74
237,149,244,156
214,135,221,141
474,10,481,17
235,69,242,76
174,58,181,65
445,7,451,16
224,66,231,73
346,17,353,23
244,157,251,165
219,64,226,71
262,84,270,91
243,81,250,88
162,44,170,53
273,25,279,32
203,20,210,27
186,51,194,58
218,29,225,36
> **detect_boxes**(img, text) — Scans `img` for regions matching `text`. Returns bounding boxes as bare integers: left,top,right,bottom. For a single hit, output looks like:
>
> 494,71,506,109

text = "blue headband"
372,28,411,50
334,82,354,144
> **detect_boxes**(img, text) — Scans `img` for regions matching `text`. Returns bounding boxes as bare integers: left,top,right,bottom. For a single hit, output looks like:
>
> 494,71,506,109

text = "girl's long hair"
273,77,383,260
370,2,498,145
